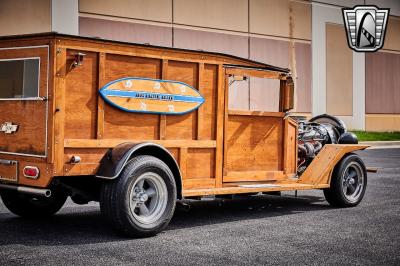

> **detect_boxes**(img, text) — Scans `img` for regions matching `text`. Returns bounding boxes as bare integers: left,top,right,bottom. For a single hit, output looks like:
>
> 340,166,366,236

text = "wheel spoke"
347,184,356,195
136,179,145,190
342,182,348,195
347,170,357,180
139,204,150,216
131,198,139,209
145,188,156,198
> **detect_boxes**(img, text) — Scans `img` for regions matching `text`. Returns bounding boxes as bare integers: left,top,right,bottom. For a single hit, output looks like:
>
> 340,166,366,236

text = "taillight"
23,166,39,179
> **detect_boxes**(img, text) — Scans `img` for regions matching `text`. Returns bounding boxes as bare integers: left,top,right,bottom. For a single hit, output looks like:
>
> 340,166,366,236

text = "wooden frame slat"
225,67,285,80
228,110,285,117
224,170,285,182
179,148,188,180
54,46,66,175
96,52,106,139
197,62,205,139
215,65,225,188
64,139,216,148
159,59,168,140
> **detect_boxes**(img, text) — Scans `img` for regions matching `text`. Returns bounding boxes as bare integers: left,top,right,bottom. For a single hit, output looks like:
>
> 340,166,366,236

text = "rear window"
0,58,40,99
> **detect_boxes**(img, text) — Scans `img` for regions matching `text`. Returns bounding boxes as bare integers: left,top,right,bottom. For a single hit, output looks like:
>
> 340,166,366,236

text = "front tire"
0,190,67,217
323,153,367,207
100,155,177,237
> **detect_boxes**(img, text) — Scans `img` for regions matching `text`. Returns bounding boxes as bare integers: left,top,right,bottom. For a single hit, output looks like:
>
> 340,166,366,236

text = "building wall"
365,15,400,131
78,0,313,114
0,0,399,131
0,0,51,36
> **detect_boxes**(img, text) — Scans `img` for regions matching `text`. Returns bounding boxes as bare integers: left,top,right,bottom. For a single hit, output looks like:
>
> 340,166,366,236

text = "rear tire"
323,153,367,207
0,190,67,217
100,155,176,237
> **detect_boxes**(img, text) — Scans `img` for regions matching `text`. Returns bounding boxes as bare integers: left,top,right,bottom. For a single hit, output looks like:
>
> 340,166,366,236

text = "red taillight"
23,166,39,179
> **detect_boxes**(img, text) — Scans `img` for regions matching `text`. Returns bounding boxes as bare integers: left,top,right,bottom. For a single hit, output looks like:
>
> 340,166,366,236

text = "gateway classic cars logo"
342,5,389,52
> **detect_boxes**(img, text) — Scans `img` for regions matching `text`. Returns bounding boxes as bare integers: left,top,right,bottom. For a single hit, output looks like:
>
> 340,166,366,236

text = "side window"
228,74,281,112
0,58,40,99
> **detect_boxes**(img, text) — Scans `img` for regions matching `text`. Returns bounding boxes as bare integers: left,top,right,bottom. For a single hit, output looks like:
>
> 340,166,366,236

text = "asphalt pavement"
0,148,399,265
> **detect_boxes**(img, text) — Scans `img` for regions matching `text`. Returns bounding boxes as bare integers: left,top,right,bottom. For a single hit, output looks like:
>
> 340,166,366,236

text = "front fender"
297,144,369,186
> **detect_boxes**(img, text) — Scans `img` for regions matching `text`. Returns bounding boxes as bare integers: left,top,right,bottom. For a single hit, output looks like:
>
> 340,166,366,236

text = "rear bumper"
0,155,53,188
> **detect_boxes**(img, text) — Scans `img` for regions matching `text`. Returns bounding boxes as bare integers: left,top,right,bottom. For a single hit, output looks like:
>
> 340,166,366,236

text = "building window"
0,58,40,99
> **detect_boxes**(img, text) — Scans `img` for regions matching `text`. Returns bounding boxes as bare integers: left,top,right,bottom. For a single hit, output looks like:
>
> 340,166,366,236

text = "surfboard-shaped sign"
99,77,205,115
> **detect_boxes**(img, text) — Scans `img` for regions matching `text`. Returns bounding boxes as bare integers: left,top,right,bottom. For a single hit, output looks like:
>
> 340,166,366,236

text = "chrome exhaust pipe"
0,184,51,197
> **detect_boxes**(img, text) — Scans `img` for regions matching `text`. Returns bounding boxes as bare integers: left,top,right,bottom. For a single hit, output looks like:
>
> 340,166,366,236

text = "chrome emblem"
0,122,18,134
342,5,389,52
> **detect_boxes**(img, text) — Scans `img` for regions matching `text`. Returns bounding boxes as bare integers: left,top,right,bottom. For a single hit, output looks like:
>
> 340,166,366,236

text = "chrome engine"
297,114,358,174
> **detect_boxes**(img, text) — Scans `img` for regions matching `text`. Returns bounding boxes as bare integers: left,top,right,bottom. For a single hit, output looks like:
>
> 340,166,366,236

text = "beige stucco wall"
250,0,311,40
326,23,353,116
366,114,400,131
0,0,51,36
174,0,248,32
79,0,172,23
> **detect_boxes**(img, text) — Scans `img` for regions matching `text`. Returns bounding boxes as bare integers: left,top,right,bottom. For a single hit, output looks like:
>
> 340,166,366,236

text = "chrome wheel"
341,161,364,203
129,172,168,228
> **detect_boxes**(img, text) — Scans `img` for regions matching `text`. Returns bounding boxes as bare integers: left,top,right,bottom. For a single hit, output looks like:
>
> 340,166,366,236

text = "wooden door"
0,46,49,158
222,66,289,183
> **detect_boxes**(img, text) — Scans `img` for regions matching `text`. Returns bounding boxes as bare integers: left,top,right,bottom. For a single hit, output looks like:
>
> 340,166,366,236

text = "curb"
360,141,400,149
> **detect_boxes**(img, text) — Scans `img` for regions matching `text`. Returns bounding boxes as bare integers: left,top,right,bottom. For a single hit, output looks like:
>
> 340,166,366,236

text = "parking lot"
0,148,399,265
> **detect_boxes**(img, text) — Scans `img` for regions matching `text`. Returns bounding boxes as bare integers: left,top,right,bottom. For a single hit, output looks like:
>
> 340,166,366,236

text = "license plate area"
0,159,18,182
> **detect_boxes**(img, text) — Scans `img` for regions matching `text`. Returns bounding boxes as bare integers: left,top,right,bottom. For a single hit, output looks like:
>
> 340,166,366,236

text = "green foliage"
351,131,400,141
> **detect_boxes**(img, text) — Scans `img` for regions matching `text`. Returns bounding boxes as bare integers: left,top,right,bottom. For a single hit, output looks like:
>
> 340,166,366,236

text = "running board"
182,183,330,197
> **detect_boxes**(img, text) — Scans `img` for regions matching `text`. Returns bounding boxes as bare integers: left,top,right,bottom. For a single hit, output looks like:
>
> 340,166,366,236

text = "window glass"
0,58,39,99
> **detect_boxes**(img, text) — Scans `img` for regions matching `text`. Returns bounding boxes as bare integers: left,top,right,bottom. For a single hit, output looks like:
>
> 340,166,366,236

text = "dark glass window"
0,58,40,99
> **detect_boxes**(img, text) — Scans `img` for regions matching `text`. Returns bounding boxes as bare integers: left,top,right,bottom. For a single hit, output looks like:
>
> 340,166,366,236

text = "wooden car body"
0,33,368,198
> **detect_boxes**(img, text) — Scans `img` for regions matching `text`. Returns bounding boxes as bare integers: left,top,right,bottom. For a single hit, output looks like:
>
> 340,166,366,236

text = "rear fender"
297,144,369,186
96,142,182,199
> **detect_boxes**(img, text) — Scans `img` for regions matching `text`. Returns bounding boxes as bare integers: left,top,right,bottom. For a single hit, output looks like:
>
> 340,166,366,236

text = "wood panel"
64,139,216,148
215,65,225,188
198,64,217,140
166,61,198,140
54,46,66,174
97,52,106,138
186,148,215,179
183,183,328,197
224,170,284,182
64,50,98,139
224,115,283,176
103,54,161,139
183,178,215,190
0,47,48,156
63,148,108,175
283,117,297,175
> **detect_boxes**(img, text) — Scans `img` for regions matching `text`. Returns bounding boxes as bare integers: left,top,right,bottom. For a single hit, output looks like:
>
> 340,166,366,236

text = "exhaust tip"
44,190,52,198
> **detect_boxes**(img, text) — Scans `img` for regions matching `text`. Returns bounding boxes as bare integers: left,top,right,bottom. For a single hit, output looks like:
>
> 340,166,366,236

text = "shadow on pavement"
0,194,328,246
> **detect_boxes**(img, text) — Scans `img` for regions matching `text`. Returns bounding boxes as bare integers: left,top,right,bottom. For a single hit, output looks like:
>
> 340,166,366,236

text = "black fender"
96,142,182,199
